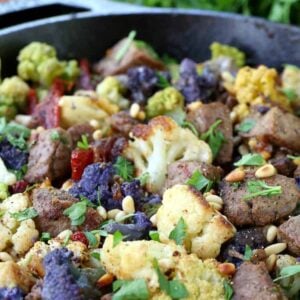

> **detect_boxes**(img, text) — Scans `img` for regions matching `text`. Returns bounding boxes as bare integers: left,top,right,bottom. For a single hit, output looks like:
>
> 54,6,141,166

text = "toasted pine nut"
261,151,271,160
107,209,122,220
266,254,277,272
266,225,278,243
238,144,249,156
255,164,276,179
248,137,257,149
264,243,286,256
137,111,146,121
205,194,223,205
0,252,13,262
218,262,236,276
230,111,237,122
210,202,222,211
89,119,101,129
129,103,140,118
97,273,114,288
115,211,127,223
61,179,74,191
122,196,135,214
150,214,157,226
97,206,107,220
187,101,202,111
15,114,33,127
93,129,102,141
57,229,72,240
225,168,245,182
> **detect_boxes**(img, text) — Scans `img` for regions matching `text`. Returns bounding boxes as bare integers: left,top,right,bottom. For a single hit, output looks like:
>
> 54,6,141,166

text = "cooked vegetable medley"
0,33,299,300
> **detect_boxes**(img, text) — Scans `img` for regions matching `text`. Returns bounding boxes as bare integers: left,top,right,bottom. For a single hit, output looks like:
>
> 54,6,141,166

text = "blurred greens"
114,0,300,25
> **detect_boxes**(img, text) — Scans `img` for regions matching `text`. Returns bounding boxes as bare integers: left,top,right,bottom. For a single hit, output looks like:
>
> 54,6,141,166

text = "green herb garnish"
114,156,134,181
243,180,282,200
156,72,171,88
91,252,101,261
149,230,160,242
40,232,51,243
200,119,225,159
153,259,189,299
181,120,199,137
169,217,187,246
113,230,123,247
63,199,90,226
138,172,150,186
287,155,300,160
63,231,71,246
186,170,213,192
10,207,38,221
223,280,234,300
77,134,89,150
234,153,265,167
243,244,253,261
50,130,60,141
112,279,149,300
237,119,256,133
115,30,137,63
84,231,98,248
282,88,297,102
273,265,300,282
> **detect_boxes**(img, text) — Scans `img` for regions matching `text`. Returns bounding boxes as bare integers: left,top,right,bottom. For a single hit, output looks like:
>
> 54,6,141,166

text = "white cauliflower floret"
101,236,227,299
0,224,12,251
156,184,236,259
11,219,39,255
0,158,16,185
124,116,212,193
0,261,35,292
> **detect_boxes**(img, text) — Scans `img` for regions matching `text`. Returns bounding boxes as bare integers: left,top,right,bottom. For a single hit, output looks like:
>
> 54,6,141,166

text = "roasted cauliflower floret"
17,42,79,86
123,116,212,193
0,158,17,186
156,184,236,259
96,76,129,109
146,87,184,118
233,66,291,120
101,236,228,300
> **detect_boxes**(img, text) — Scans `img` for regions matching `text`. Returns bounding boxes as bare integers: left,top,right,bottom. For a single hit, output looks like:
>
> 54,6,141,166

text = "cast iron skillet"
0,0,300,78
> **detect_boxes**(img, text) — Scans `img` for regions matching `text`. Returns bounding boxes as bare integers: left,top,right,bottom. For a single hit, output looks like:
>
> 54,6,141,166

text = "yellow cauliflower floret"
0,261,35,292
0,224,12,251
101,237,227,300
59,95,110,129
233,65,291,120
11,219,39,255
124,116,212,193
156,184,236,259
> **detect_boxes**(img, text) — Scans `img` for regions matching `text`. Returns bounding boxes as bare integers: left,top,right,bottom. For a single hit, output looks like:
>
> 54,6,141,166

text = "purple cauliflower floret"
127,66,158,105
0,287,24,300
120,179,144,202
176,58,218,103
42,248,83,300
0,139,28,170
105,212,152,240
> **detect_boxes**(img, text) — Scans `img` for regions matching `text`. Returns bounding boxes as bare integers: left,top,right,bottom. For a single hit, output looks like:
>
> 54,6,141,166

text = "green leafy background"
113,0,300,25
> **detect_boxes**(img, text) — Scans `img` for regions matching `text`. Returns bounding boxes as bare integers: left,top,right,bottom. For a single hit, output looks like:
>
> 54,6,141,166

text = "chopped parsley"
287,154,300,160
237,119,256,133
114,156,134,181
156,72,171,88
149,230,160,242
112,278,149,300
243,180,282,200
63,199,92,226
84,231,98,248
114,30,137,63
223,281,234,300
153,259,189,299
138,172,150,186
77,134,89,150
186,170,213,192
63,231,71,246
273,265,300,282
50,130,68,144
40,232,51,243
200,119,225,159
181,120,199,137
10,207,38,221
243,244,253,261
282,88,297,102
234,153,265,167
169,217,187,246
91,252,101,261
113,230,123,247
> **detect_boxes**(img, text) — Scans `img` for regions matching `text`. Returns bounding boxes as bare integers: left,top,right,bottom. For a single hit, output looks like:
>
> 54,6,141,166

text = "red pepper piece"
10,180,29,194
26,88,38,114
70,231,89,247
71,148,94,181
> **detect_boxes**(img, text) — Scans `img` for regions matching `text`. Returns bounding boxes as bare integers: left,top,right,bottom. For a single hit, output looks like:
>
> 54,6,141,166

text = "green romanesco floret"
0,183,9,201
0,76,29,119
146,87,184,118
17,42,79,87
210,42,245,67
96,76,129,109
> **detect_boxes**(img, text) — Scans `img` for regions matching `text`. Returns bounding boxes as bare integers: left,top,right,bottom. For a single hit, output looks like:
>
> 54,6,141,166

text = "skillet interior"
0,11,300,77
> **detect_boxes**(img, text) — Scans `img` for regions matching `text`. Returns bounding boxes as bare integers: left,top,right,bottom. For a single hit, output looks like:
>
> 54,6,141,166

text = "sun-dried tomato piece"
71,148,94,181
10,180,29,194
27,88,38,114
70,231,89,247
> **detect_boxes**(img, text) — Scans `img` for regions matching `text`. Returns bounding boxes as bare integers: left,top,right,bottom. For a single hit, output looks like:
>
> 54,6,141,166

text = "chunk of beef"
94,38,164,76
221,227,268,264
250,107,300,152
67,123,94,148
32,188,101,237
110,111,138,136
187,102,233,164
270,152,296,177
220,170,299,226
233,262,286,300
25,128,72,183
164,160,223,190
278,215,300,256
